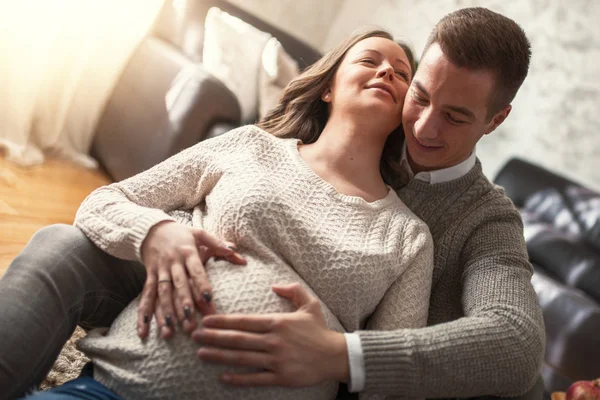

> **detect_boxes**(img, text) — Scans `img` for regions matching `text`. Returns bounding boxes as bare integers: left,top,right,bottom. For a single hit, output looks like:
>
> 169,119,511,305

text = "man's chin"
409,153,447,172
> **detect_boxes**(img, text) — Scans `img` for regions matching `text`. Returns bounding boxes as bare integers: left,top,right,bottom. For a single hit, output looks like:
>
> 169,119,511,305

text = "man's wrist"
326,331,350,383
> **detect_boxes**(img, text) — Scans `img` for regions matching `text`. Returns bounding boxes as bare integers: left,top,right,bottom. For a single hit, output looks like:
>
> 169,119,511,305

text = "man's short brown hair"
423,7,531,119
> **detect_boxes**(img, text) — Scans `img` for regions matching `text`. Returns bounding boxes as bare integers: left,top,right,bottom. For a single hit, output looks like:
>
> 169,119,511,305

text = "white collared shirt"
398,142,477,184
345,144,476,392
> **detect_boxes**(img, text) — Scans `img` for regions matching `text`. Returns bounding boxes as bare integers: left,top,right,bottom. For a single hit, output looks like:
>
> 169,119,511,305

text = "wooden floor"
0,154,111,276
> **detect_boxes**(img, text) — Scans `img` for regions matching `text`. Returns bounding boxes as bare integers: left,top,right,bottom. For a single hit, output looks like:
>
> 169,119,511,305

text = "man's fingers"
220,372,278,387
197,347,272,370
192,329,272,351
137,272,157,338
185,251,215,315
201,314,274,333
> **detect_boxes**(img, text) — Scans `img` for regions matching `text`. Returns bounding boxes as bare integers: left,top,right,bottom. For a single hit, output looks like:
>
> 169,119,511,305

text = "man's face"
402,43,510,172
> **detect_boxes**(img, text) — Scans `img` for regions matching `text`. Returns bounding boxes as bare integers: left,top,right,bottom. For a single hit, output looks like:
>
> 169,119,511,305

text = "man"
0,7,543,400
189,7,545,399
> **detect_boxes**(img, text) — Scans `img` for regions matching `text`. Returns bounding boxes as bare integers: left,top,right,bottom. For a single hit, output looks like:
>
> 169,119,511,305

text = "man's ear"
484,105,511,135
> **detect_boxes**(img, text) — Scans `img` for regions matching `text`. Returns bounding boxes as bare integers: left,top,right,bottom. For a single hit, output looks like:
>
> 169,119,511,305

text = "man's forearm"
358,309,544,398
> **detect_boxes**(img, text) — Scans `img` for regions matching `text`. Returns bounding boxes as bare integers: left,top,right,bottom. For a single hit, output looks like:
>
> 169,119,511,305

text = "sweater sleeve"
357,204,545,398
74,126,254,262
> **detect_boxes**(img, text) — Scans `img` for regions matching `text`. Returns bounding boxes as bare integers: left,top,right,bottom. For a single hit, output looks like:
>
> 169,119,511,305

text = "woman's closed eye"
395,70,409,81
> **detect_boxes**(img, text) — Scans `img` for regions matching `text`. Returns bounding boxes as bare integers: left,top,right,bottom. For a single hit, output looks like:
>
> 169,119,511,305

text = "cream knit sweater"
74,126,434,400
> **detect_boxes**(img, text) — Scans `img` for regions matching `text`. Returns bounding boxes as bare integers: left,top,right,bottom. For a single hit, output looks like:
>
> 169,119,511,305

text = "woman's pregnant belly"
79,256,344,400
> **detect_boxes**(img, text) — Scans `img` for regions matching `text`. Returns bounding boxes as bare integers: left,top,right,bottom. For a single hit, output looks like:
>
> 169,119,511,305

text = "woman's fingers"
170,260,194,323
156,265,176,339
172,287,197,333
154,296,174,339
192,229,246,264
137,271,158,338
184,250,215,315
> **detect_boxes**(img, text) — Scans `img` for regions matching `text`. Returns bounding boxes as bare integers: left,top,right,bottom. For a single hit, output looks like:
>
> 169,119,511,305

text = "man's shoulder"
450,176,523,231
479,183,521,218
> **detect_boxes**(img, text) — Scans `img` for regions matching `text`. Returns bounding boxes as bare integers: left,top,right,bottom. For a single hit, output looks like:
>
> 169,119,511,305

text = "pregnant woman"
26,29,433,400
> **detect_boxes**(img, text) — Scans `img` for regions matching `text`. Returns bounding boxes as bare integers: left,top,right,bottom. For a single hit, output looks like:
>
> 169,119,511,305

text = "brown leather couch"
495,158,600,394
91,0,321,182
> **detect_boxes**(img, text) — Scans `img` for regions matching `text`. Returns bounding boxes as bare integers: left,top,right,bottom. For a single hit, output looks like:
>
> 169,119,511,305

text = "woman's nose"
377,65,394,80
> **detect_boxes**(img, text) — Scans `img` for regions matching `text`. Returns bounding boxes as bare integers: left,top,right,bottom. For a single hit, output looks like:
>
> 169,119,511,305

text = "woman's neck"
299,116,391,197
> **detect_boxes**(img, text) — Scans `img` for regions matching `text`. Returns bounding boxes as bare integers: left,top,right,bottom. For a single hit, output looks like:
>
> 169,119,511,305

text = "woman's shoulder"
388,196,432,238
217,125,288,144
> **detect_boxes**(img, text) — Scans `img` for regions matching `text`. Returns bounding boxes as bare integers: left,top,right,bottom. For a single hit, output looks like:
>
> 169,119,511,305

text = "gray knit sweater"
358,161,545,398
74,126,434,400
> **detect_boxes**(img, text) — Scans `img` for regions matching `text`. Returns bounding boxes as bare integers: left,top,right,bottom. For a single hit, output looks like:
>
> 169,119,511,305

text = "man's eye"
447,114,466,124
411,91,427,103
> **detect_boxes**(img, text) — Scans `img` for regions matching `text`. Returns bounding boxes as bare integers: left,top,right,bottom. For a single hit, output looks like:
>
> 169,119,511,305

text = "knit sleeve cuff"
357,330,418,393
129,211,176,263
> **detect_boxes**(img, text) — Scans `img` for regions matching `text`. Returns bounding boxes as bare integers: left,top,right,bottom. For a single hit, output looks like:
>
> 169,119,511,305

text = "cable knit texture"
74,125,434,400
358,161,546,399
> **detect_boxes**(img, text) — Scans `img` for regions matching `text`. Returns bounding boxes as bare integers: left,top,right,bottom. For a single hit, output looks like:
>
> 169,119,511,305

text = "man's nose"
413,108,439,140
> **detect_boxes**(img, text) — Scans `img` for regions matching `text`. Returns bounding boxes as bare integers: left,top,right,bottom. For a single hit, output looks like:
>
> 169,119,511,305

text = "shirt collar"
400,143,476,184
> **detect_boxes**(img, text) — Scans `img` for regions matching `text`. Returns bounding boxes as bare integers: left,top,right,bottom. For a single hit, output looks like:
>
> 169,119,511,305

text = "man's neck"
401,143,477,184
407,152,471,175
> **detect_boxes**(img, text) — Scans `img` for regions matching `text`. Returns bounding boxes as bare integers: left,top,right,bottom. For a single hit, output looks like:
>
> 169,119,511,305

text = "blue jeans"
21,364,122,400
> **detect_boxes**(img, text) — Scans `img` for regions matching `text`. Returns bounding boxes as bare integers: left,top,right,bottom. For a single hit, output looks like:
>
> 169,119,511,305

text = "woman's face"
325,37,411,130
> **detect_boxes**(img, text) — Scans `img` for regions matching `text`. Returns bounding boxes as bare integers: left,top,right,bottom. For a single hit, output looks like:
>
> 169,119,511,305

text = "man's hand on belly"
191,283,350,387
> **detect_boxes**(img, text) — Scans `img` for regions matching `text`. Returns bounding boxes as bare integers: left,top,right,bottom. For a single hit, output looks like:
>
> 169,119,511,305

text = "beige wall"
226,0,600,191
226,0,343,50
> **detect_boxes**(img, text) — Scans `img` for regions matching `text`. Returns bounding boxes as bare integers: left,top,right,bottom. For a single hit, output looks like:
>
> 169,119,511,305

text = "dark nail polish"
226,245,238,251
165,315,172,327
143,314,149,324
203,291,212,303
184,306,192,319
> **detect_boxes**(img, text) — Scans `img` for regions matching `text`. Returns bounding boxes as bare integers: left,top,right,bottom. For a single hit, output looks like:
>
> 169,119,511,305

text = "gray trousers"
0,225,146,399
0,224,545,400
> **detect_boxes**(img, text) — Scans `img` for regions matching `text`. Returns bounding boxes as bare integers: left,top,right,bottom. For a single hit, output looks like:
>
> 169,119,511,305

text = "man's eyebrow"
413,80,429,96
413,80,476,121
357,49,410,70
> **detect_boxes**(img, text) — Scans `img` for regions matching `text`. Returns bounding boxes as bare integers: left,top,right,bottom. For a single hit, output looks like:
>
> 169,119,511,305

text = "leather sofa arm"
204,122,240,141
92,36,241,182
532,268,600,387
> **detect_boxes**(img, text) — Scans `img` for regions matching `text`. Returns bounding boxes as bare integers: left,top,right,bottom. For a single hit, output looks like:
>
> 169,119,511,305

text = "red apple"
566,378,600,400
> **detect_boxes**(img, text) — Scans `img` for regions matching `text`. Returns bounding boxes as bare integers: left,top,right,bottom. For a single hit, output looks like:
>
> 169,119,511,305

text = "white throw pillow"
202,7,271,123
258,37,300,120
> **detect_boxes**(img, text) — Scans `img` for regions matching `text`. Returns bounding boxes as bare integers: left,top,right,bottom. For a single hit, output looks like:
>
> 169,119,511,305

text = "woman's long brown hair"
258,29,416,189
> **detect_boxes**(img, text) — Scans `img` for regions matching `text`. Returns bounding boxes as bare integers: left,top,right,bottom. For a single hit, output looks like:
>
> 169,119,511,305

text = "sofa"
91,0,321,182
494,158,600,393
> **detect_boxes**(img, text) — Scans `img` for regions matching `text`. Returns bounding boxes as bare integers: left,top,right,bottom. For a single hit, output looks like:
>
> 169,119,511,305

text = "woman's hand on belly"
139,221,246,339
191,283,350,388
